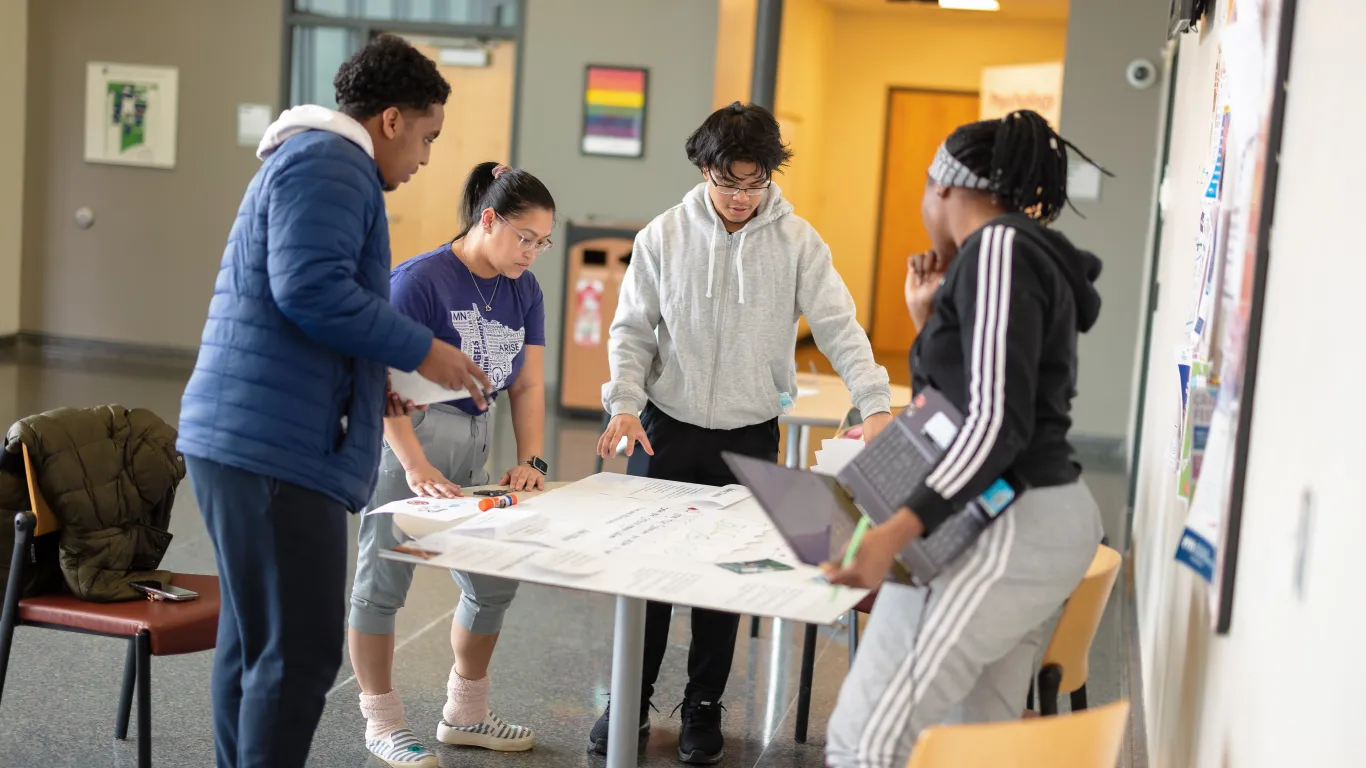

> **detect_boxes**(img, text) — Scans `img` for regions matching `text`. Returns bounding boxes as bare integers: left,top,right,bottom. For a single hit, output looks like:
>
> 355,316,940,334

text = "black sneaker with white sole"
677,698,725,764
587,699,651,756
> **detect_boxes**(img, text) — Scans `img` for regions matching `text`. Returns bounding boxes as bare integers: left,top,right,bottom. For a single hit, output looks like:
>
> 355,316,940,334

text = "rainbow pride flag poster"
582,65,648,158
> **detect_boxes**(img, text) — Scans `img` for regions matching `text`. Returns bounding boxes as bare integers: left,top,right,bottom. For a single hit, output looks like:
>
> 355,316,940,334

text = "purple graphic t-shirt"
390,244,545,415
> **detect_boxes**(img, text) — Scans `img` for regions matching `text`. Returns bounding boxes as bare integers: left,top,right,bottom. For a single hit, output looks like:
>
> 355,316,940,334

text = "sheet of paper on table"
398,529,863,625
450,506,540,538
365,496,482,522
587,473,753,508
382,474,869,624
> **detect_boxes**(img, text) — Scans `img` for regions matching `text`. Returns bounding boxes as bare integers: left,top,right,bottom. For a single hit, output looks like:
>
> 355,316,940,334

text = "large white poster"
84,62,179,169
980,62,1064,128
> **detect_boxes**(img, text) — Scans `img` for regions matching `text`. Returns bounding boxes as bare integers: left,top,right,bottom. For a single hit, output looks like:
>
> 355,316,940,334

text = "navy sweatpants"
187,457,349,768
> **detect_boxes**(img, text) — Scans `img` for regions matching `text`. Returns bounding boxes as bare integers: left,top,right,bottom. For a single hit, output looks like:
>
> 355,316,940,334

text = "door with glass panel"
286,1,520,263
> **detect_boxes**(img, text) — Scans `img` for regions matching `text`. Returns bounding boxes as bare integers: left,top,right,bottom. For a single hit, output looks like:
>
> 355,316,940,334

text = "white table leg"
608,595,647,768
784,425,802,469
798,424,812,469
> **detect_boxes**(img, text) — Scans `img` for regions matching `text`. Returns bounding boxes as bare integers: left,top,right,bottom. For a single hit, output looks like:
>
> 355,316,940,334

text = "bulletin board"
1170,0,1300,633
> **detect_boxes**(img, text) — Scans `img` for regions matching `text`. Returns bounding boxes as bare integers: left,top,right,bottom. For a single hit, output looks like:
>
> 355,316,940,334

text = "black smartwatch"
526,456,549,476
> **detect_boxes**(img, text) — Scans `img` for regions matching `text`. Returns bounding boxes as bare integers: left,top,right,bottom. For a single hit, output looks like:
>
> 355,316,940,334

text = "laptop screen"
723,454,857,567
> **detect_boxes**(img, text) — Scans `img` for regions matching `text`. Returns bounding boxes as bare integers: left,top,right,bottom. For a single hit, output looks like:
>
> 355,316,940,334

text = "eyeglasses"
495,212,553,255
708,172,771,197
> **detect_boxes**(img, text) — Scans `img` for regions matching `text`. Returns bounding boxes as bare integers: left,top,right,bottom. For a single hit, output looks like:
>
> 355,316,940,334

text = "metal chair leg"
116,639,137,740
136,631,152,768
0,512,36,703
749,616,760,638
794,623,817,743
1037,664,1062,717
1070,683,1089,712
847,609,860,670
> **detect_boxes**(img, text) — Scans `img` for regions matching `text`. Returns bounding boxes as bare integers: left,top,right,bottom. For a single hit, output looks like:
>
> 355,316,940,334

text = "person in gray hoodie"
592,102,893,764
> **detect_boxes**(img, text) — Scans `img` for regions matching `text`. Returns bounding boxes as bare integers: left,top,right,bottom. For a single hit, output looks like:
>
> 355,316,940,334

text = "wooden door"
385,38,516,266
870,89,980,353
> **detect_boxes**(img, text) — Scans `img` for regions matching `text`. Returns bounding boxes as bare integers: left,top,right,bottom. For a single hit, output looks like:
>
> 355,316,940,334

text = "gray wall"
515,0,720,386
21,0,283,349
18,0,718,384
1054,0,1170,441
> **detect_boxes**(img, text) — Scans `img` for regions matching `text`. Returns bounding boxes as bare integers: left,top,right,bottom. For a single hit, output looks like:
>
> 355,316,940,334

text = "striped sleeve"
904,225,1044,534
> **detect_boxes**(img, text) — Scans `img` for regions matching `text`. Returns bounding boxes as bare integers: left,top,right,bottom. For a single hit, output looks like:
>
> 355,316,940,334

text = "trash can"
557,221,642,417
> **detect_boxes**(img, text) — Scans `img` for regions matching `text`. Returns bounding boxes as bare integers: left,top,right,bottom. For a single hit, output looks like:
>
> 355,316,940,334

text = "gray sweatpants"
826,479,1104,768
349,405,521,636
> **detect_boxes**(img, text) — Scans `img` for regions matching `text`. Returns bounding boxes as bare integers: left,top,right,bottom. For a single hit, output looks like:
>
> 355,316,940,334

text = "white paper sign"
237,103,274,148
980,62,1064,129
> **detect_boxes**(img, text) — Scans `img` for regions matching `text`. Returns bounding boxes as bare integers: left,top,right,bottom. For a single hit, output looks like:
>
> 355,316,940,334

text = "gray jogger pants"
348,405,521,636
826,479,1104,768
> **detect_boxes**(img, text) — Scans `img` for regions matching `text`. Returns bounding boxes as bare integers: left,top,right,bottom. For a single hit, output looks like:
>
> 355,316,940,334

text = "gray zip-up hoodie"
603,182,892,431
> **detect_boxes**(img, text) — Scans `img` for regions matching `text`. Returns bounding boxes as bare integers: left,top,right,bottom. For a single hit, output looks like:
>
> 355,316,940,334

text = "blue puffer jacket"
179,107,434,511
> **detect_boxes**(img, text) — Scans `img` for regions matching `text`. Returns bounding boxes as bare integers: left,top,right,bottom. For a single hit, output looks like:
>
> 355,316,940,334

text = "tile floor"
0,351,1132,767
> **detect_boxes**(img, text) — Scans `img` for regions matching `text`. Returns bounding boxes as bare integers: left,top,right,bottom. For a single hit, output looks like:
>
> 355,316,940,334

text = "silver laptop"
725,387,1015,586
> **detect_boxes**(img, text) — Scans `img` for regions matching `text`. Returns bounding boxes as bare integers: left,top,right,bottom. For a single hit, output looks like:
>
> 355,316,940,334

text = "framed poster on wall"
84,62,179,169
581,65,648,158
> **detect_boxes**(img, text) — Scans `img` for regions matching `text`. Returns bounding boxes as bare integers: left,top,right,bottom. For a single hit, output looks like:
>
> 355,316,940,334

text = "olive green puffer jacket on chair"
0,406,185,602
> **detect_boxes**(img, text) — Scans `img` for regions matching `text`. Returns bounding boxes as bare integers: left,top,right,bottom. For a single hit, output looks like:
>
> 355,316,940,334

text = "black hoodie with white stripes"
903,213,1103,534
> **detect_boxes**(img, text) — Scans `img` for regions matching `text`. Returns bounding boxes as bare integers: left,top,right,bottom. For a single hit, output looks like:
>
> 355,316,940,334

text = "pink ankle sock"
359,690,408,741
443,668,490,726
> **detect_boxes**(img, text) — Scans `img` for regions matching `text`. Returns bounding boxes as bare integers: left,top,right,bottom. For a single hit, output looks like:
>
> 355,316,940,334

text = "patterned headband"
927,143,992,191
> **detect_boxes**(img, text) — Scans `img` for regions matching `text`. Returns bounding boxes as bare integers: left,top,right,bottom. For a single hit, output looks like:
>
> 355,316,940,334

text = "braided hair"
944,110,1109,224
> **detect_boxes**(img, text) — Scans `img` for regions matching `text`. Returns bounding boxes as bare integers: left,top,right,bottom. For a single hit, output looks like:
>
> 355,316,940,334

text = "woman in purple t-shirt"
349,162,555,765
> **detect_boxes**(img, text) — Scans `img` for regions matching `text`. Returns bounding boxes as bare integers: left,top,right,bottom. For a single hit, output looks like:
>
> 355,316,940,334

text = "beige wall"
22,0,282,349
773,0,835,226
0,0,26,338
816,11,1068,325
712,0,756,109
1131,0,1366,764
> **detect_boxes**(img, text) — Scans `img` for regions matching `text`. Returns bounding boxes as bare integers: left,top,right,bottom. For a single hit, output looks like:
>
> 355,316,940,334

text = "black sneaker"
676,698,725,764
587,699,651,756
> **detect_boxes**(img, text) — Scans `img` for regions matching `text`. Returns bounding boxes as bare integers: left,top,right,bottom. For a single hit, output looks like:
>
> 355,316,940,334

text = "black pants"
187,457,349,768
626,402,780,704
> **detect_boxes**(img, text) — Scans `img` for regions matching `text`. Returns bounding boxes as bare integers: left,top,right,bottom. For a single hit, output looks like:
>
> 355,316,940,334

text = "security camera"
1126,59,1158,90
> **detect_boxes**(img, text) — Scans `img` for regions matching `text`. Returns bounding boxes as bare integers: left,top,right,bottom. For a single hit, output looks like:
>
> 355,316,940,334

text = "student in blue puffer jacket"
177,35,490,768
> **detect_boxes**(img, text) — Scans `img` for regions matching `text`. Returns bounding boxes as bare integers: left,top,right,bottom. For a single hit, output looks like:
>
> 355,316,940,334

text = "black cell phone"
473,489,510,497
130,580,200,602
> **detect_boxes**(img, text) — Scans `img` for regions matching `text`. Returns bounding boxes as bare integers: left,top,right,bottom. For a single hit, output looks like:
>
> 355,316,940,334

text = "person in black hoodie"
823,110,1108,768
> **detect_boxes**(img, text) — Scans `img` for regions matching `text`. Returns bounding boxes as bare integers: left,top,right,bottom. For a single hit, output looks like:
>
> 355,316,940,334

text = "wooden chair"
908,700,1129,767
1028,544,1122,716
0,445,220,768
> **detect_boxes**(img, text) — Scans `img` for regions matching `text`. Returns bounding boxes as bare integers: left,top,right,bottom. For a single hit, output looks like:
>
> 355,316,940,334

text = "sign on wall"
581,65,648,158
84,62,179,169
979,62,1064,129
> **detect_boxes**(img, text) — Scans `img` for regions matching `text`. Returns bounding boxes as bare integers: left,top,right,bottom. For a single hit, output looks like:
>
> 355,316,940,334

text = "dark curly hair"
685,102,792,183
334,34,451,120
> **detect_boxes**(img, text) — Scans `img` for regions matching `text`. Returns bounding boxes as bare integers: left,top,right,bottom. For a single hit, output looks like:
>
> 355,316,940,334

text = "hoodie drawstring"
706,219,749,304
735,231,748,304
706,219,718,300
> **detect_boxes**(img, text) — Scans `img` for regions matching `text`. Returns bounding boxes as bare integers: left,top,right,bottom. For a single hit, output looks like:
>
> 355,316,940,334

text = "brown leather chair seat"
17,573,220,656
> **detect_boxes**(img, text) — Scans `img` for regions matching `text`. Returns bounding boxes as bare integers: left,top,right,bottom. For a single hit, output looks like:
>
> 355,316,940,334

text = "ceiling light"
938,0,1000,10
